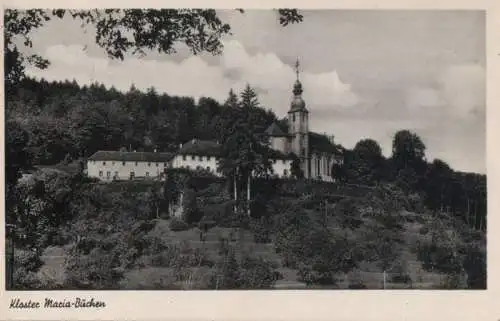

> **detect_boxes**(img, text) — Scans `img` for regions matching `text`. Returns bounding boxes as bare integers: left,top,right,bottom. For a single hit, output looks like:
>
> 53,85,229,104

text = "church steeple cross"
295,58,300,81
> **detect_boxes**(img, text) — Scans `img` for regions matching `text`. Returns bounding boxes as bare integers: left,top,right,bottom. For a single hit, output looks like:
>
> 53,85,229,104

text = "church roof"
88,151,174,162
309,132,343,155
265,122,288,137
289,96,307,113
177,139,222,157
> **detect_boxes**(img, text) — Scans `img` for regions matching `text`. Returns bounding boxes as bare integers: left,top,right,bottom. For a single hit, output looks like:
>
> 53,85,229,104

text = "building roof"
265,122,288,137
88,151,174,162
308,132,343,155
177,139,222,157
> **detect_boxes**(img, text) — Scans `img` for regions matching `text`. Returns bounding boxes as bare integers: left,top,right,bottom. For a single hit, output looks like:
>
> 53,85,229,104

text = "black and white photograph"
4,8,487,291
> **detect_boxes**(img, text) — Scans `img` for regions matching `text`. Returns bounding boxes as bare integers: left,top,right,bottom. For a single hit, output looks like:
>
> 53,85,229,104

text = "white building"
87,139,294,181
171,139,222,176
87,151,173,181
171,138,293,178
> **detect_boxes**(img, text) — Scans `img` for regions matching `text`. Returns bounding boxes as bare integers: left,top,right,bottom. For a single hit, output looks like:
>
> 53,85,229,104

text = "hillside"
10,169,485,290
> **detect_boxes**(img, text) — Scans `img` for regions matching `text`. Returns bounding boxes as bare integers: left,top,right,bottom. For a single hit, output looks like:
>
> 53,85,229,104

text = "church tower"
288,58,310,178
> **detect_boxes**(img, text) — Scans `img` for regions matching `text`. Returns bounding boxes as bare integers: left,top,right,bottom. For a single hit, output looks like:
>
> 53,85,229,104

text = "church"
263,59,344,181
87,60,343,182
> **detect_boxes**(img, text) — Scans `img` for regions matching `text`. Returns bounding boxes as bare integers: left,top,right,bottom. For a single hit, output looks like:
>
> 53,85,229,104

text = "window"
99,171,103,177
156,163,159,167
282,159,286,164
283,169,288,176
103,161,106,166
135,161,138,166
114,171,118,178
182,155,186,161
146,172,150,177
207,156,212,161
130,172,135,180
186,165,190,170
112,161,115,165
164,162,168,167
301,148,306,157
206,166,210,172
123,161,126,166
199,156,203,161
106,171,111,178
292,114,295,122
191,155,195,160
148,162,151,167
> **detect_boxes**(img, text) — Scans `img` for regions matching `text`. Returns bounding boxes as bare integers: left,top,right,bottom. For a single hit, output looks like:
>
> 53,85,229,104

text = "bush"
15,249,44,272
169,217,189,231
391,274,412,284
205,201,237,227
239,256,278,289
250,217,272,244
419,227,429,235
347,269,366,289
198,218,217,232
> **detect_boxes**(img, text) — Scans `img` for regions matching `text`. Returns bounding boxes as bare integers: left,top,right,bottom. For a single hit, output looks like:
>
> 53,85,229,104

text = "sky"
20,9,486,174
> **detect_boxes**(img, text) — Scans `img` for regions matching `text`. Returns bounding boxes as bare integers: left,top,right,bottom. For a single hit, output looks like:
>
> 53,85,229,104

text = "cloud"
405,64,485,120
27,40,359,118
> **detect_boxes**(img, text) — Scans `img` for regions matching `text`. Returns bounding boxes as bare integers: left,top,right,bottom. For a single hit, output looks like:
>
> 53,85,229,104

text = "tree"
5,120,33,229
5,9,303,88
423,159,454,212
348,139,384,185
391,130,426,171
182,188,202,224
240,84,260,109
290,155,304,179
